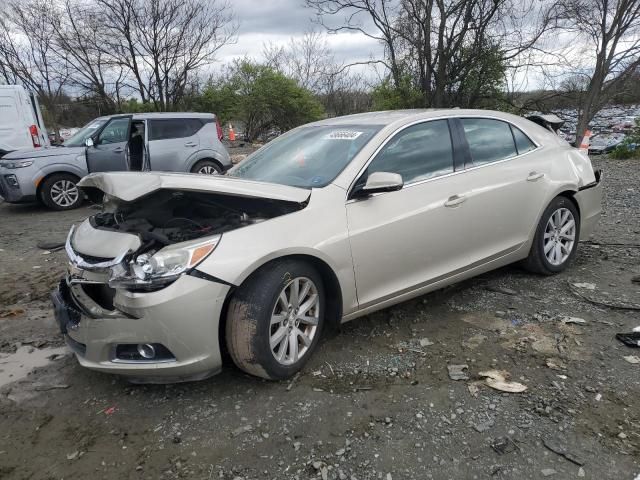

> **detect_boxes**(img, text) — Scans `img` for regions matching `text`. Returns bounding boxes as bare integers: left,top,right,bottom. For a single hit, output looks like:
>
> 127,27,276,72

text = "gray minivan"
0,112,231,210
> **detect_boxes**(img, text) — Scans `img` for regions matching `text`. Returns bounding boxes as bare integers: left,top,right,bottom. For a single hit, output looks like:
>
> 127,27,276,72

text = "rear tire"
226,260,325,380
40,173,83,211
191,159,222,175
523,196,580,275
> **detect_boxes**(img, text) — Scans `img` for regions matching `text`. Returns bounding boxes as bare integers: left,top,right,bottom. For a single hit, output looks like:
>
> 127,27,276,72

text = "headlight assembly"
109,235,221,289
4,160,34,169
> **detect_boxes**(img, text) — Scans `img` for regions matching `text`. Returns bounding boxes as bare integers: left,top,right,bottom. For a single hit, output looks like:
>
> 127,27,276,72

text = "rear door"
147,118,203,171
86,116,131,172
450,117,551,263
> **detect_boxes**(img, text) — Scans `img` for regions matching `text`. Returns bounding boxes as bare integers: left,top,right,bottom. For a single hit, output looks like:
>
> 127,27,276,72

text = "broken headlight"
109,235,221,289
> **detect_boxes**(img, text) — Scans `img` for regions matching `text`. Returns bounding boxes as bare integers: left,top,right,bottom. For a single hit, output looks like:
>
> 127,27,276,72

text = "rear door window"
461,118,518,165
149,119,203,140
367,120,454,184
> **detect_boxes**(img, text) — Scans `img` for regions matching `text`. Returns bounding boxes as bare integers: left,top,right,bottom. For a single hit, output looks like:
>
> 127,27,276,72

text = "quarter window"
511,125,536,154
149,119,203,140
461,118,518,165
97,118,130,144
367,120,454,184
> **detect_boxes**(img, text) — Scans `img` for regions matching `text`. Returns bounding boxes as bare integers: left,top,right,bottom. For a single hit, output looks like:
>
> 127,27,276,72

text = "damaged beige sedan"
52,109,603,382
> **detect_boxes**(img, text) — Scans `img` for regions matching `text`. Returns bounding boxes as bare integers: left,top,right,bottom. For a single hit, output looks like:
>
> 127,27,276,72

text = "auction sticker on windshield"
324,130,363,140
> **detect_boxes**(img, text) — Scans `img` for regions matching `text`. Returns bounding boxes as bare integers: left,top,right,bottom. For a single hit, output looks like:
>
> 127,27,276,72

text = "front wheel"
523,196,580,274
226,260,325,380
40,173,83,210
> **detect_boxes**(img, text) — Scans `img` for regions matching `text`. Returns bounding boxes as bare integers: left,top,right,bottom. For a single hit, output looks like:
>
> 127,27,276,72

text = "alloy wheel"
50,180,79,208
543,207,576,266
269,277,320,366
198,165,219,175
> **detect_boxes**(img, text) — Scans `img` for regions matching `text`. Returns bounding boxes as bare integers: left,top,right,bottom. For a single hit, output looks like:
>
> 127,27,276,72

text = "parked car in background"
0,112,231,210
588,135,624,155
0,85,49,157
53,109,602,383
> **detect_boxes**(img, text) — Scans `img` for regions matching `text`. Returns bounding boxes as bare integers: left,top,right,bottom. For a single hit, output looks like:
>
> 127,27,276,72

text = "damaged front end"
68,178,308,292
54,172,310,380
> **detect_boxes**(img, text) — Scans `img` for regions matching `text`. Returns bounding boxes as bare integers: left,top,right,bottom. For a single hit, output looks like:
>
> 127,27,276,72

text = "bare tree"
93,0,237,110
307,0,558,108
0,0,69,135
557,0,640,146
55,0,125,113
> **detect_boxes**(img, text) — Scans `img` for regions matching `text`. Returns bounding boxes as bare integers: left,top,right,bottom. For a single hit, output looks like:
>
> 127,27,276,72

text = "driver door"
86,116,132,173
346,119,466,308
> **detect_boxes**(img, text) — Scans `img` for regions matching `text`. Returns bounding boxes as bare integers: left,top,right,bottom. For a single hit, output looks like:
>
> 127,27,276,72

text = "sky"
215,0,384,72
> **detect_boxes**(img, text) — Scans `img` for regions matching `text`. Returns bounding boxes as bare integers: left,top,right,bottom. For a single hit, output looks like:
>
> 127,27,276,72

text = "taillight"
29,125,41,148
215,118,223,141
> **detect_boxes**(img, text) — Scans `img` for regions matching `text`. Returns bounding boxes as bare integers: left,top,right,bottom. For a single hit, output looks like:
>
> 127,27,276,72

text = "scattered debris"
0,308,25,318
631,275,640,284
33,384,71,391
419,338,434,347
616,332,640,347
572,282,596,290
479,370,527,393
543,438,585,466
286,372,301,391
36,240,65,251
546,358,567,371
232,425,253,437
485,285,518,296
462,334,487,349
561,316,587,325
447,364,469,381
491,437,519,455
623,355,640,364
66,451,80,461
103,406,116,415
568,282,640,311
473,419,495,433
541,468,557,477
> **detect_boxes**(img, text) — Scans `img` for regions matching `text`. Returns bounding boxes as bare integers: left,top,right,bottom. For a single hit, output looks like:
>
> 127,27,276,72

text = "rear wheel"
191,159,222,175
40,173,83,210
523,196,580,274
226,260,325,380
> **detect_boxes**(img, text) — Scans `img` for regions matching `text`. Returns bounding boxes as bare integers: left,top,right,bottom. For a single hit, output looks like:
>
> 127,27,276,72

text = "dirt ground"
0,156,639,480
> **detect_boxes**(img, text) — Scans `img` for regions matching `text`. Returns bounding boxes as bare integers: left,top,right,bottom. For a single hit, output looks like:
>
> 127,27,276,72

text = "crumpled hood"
1,146,84,160
78,171,311,203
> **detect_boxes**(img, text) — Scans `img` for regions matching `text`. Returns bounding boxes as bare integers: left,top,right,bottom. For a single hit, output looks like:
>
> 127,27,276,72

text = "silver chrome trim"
345,114,542,200
65,224,129,271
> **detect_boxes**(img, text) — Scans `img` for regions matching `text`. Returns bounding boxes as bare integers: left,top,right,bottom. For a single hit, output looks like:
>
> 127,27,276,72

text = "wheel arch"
218,253,344,357
36,170,82,201
188,155,225,173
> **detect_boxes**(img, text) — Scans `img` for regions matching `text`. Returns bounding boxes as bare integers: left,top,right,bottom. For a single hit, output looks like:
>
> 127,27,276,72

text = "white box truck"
0,85,49,157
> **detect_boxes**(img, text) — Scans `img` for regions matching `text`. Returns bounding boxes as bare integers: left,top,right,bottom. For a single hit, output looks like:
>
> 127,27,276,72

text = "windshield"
64,118,108,147
229,124,382,188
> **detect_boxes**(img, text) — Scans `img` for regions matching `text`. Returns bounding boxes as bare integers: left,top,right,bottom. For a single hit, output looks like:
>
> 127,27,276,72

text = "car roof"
131,112,215,120
309,108,537,127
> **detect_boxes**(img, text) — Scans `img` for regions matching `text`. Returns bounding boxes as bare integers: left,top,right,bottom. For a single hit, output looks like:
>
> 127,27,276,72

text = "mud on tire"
225,259,325,380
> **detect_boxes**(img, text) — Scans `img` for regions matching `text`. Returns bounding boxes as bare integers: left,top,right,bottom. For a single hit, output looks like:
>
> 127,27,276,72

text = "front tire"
40,173,83,210
226,260,325,380
191,159,222,175
523,196,580,274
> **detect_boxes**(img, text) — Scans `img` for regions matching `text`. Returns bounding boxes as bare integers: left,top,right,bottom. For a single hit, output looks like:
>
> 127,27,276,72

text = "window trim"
346,114,542,202
148,118,205,141
458,116,541,169
347,118,458,199
96,116,132,145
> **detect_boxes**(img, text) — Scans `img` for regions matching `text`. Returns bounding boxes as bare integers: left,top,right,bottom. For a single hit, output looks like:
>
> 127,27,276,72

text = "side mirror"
353,171,403,198
85,137,94,147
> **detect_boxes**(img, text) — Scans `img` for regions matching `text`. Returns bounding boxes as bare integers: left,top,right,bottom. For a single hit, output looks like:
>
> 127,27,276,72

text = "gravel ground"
0,156,639,480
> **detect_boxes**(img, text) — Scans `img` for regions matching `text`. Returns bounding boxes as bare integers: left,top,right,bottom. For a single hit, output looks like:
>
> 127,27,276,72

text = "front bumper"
0,171,36,203
53,273,231,382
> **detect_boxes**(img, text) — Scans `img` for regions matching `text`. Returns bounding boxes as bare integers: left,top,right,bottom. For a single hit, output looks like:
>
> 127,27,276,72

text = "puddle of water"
0,345,68,388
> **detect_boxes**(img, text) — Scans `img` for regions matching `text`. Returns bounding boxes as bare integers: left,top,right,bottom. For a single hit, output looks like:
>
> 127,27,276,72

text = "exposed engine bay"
92,189,304,250
68,188,307,293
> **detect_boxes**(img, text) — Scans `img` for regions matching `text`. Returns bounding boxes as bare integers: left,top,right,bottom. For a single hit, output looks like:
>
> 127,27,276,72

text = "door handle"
113,147,124,153
444,194,467,207
184,142,197,147
527,171,545,181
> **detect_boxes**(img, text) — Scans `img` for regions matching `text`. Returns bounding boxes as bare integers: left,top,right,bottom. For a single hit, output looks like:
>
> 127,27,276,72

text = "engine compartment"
90,189,305,252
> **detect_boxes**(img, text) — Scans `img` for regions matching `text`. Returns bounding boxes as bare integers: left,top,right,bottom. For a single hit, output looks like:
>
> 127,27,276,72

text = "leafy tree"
611,118,640,159
208,60,324,141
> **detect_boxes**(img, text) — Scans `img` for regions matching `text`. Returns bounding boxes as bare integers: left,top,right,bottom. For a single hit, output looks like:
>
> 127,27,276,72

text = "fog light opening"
137,343,156,359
